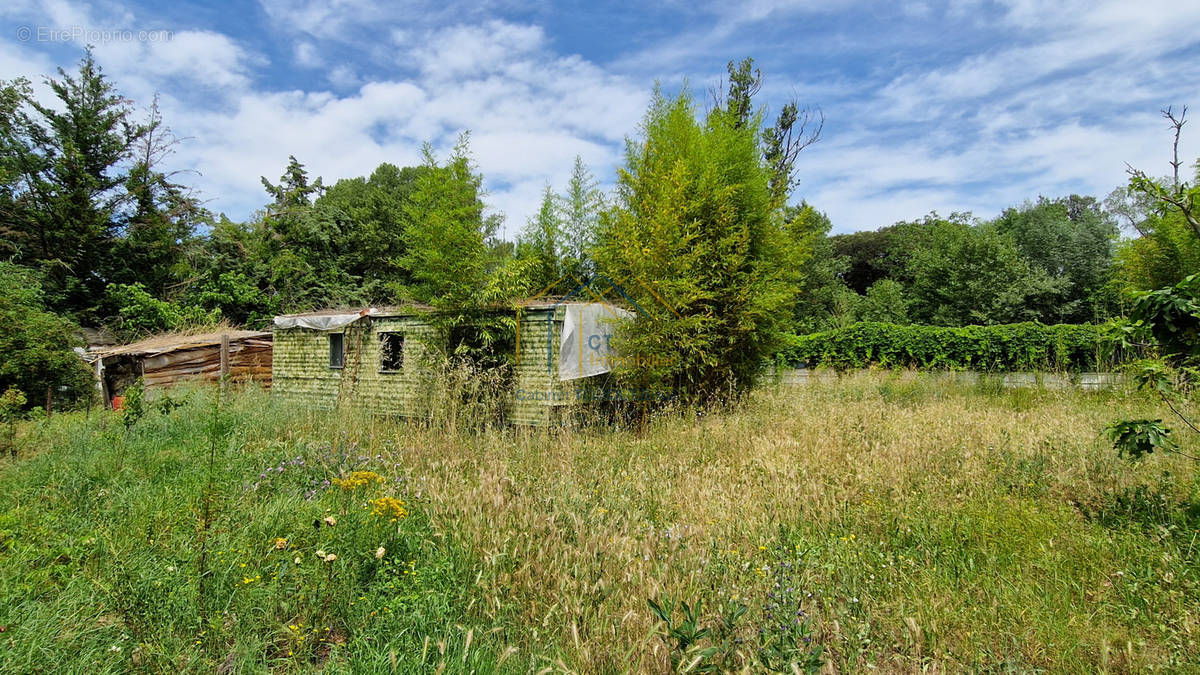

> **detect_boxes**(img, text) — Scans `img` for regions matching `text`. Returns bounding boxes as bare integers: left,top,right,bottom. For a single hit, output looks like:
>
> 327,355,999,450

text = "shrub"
105,282,219,335
189,271,281,330
784,321,1122,372
857,279,910,324
0,263,92,410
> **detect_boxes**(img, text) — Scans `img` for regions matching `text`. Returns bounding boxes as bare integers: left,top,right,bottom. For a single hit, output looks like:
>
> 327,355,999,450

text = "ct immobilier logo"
515,271,682,379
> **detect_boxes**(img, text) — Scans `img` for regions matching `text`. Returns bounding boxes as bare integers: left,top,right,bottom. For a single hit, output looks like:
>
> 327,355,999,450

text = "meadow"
1,372,1198,673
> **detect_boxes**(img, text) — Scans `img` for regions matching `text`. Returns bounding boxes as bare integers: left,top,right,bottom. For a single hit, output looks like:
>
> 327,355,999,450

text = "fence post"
220,334,230,387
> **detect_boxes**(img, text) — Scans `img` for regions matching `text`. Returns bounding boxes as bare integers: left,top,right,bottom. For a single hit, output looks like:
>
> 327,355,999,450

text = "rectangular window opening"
379,332,404,372
329,333,345,369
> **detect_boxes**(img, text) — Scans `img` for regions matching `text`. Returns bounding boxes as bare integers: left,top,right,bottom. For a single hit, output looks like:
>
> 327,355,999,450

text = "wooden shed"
91,330,273,405
270,302,630,425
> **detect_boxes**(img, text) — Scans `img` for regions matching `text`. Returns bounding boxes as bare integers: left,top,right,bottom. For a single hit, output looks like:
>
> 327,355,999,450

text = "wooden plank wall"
140,339,273,389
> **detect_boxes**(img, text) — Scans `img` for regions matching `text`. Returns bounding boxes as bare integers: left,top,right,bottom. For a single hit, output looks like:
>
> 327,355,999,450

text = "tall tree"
261,155,324,211
830,220,926,294
1,50,147,319
257,157,356,310
595,86,810,403
560,156,604,281
0,79,32,259
108,97,205,302
185,214,282,327
907,219,1060,326
1118,107,1200,292
0,262,91,409
713,58,823,208
516,185,564,293
399,135,491,309
786,203,854,333
317,162,423,302
1127,107,1200,240
993,195,1118,322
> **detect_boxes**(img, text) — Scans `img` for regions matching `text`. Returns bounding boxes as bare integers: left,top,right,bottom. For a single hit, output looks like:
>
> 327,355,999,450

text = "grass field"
1,372,1198,673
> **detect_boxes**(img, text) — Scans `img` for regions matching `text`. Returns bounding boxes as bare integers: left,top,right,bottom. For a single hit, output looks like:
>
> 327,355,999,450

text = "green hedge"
783,322,1125,372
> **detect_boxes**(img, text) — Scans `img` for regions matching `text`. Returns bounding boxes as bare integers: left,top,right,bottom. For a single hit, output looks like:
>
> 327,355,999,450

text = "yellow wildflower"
273,538,288,550
331,471,384,490
368,496,408,521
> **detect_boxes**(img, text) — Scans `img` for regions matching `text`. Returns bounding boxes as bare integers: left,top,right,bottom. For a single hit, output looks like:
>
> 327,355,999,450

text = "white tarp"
274,309,374,331
558,303,634,381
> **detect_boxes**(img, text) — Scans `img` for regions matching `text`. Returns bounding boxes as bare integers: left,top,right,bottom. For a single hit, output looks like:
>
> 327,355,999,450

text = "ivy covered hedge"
783,322,1125,372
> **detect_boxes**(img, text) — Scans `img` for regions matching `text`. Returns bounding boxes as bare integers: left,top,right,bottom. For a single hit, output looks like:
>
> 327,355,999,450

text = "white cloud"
4,0,1199,240
717,0,845,23
256,0,521,41
294,41,321,68
789,0,1200,231
257,0,382,39
408,21,545,81
1,0,648,238
800,110,1200,233
0,39,52,83
326,64,359,89
90,30,256,95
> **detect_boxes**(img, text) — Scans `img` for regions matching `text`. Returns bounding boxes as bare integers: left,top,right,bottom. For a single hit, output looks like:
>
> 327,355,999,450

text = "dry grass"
349,371,1200,672
5,371,1197,672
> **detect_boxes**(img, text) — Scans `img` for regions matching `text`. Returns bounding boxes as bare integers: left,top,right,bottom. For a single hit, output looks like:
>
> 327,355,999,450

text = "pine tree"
109,97,205,300
560,156,604,281
517,185,564,293
1,49,145,319
256,157,353,310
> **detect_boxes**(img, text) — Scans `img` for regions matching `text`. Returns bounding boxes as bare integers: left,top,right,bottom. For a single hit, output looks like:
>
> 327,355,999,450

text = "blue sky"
3,0,1199,238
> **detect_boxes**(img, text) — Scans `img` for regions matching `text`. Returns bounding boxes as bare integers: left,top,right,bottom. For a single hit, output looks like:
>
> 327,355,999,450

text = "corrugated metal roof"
95,330,272,358
273,305,434,319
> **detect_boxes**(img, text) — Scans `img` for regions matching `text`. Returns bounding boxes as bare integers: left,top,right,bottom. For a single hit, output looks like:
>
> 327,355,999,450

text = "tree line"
1,50,1195,410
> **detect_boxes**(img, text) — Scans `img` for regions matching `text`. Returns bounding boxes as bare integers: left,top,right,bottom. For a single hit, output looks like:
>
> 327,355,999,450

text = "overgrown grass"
2,373,1198,672
0,387,529,672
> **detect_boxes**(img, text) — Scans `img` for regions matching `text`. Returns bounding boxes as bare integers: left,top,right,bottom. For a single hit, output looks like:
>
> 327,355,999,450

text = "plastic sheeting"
274,309,373,331
558,303,633,381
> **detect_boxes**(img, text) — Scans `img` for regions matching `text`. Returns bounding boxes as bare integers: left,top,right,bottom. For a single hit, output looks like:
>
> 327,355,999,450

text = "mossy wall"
272,309,574,426
272,316,438,415
510,307,569,426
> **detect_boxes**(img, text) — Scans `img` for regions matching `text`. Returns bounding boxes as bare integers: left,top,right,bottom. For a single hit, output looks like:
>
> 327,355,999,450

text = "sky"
2,0,1199,238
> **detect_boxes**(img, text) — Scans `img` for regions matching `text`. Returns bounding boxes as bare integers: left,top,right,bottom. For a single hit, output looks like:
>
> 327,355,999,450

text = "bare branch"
1162,106,1187,190
1159,393,1200,461
765,103,823,204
